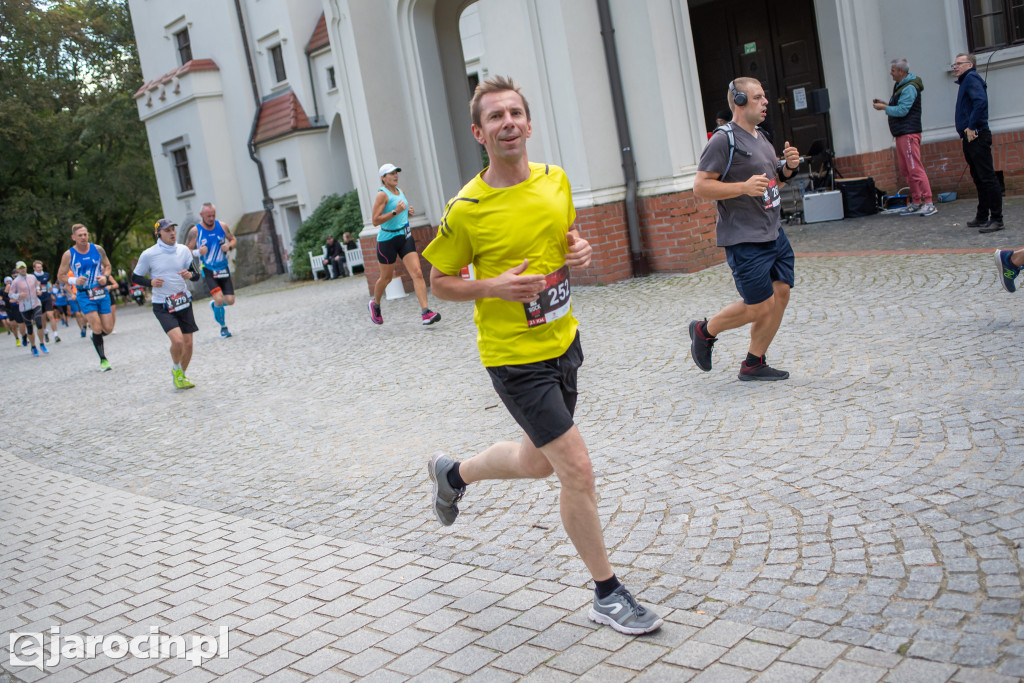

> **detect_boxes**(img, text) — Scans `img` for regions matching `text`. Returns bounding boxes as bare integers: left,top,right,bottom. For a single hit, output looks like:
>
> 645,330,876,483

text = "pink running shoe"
368,299,383,325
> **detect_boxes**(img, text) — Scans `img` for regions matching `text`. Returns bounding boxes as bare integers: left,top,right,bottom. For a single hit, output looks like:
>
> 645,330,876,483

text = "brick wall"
361,225,436,296
836,130,1024,198
833,149,899,192
567,201,634,285
639,191,722,274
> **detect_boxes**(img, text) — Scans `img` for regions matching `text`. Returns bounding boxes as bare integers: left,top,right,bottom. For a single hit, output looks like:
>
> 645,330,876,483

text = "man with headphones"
690,77,801,381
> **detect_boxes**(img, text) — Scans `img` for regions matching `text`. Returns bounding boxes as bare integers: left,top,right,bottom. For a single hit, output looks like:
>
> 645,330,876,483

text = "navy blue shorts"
724,228,796,305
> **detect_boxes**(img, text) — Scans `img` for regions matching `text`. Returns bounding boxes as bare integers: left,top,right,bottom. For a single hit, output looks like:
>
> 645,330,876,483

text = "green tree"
0,0,159,274
290,191,363,279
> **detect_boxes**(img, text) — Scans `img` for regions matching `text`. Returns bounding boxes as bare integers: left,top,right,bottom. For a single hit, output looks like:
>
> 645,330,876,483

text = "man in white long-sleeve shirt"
132,218,202,389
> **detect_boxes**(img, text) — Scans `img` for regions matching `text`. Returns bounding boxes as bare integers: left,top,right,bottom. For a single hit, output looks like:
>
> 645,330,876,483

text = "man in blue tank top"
366,163,441,326
186,202,238,338
57,223,114,371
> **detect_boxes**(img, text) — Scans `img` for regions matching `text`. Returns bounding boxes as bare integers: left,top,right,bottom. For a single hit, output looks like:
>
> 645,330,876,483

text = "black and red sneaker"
738,356,789,381
688,319,716,371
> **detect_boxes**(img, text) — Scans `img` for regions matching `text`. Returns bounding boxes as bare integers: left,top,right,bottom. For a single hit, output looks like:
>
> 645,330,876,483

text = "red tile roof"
306,13,329,54
253,91,314,143
133,59,219,99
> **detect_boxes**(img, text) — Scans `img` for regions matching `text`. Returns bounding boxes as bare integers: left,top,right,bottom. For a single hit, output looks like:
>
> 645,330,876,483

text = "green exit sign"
744,42,757,54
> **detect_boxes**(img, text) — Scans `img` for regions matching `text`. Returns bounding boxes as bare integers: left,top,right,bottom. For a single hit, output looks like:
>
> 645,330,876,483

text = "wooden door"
689,0,829,155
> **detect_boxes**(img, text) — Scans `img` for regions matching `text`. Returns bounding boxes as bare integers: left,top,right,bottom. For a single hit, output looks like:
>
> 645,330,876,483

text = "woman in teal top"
367,163,441,326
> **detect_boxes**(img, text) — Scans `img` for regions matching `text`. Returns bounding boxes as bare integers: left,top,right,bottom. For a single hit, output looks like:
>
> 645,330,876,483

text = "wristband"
192,248,202,257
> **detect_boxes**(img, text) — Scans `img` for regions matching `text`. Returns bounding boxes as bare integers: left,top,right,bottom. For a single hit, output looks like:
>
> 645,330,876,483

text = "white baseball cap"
378,163,401,177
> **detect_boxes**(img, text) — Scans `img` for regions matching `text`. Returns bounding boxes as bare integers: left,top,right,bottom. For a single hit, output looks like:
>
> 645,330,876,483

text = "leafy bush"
290,191,363,279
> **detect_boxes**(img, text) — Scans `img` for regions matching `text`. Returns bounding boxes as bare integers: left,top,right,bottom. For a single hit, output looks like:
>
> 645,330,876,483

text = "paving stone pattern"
1,201,1022,680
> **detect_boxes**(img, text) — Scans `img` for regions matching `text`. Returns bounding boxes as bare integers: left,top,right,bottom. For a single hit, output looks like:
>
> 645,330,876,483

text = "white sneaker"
917,203,938,217
898,203,921,215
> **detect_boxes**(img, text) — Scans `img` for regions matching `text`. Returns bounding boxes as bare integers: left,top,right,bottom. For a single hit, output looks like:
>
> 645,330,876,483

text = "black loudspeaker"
808,88,830,115
836,177,878,218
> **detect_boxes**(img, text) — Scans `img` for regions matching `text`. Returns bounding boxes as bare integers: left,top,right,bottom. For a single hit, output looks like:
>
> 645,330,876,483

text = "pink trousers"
895,133,932,204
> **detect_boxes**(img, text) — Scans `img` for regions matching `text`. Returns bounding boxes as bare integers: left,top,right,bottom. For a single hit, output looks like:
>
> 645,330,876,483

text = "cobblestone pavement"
1,199,1023,681
785,195,1022,253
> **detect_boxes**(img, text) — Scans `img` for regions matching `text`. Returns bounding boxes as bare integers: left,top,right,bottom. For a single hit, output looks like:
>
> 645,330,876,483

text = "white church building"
129,0,1024,288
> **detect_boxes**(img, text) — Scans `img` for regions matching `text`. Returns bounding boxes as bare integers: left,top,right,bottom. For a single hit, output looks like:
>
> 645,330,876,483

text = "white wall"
815,0,1024,155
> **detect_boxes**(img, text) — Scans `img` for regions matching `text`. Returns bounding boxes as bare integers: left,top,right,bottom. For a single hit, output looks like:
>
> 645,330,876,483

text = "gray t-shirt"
697,124,782,247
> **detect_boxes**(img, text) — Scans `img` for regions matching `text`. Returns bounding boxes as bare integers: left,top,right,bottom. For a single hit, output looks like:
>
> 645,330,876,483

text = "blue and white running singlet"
195,220,229,273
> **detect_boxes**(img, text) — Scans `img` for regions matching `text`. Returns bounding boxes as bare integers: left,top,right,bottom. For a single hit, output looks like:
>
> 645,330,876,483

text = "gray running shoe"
428,452,465,526
589,586,663,635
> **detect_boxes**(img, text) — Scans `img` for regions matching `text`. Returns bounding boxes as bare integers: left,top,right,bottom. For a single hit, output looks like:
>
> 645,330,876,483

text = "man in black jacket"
324,235,348,279
953,53,1003,233
873,58,936,216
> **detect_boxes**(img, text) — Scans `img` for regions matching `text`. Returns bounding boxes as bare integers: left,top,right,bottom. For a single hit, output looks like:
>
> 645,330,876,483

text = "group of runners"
4,204,238,387
2,260,69,356
3,224,129,370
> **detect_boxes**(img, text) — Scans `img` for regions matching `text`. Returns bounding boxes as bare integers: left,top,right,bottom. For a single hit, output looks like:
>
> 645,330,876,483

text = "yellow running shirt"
423,162,578,367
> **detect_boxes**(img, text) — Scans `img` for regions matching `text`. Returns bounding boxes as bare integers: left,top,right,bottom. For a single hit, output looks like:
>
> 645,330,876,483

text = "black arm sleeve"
188,262,201,281
131,273,152,288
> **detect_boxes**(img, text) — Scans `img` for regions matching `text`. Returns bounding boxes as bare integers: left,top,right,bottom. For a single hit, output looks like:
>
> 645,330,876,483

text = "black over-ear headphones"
729,80,747,107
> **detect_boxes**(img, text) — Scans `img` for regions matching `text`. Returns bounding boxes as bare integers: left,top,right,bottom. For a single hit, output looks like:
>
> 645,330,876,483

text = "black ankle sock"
700,319,712,338
447,462,466,489
595,575,621,599
745,352,763,367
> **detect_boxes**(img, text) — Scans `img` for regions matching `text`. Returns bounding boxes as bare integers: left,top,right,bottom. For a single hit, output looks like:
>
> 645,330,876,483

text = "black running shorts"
485,332,584,448
203,271,234,297
376,233,417,265
152,302,199,334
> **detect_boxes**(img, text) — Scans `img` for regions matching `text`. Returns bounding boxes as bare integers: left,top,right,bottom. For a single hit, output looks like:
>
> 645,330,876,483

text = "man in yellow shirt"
422,76,662,635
